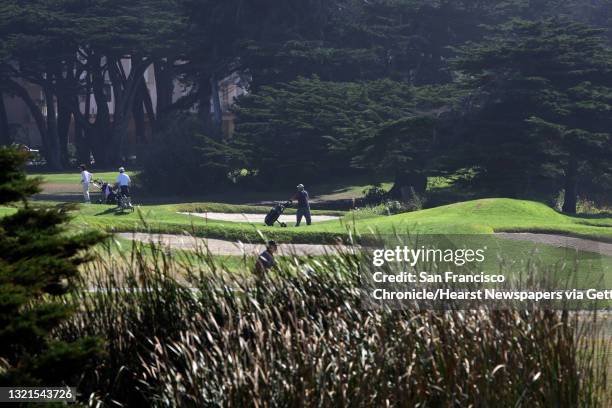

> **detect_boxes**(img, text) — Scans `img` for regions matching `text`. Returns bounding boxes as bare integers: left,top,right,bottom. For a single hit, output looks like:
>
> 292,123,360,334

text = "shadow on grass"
570,213,612,220
95,207,133,216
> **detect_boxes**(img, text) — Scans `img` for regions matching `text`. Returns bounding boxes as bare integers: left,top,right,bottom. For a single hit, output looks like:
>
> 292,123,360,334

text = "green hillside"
353,198,612,239
1,198,611,247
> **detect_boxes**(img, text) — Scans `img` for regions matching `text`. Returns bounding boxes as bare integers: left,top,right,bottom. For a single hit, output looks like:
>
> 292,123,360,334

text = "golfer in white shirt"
80,164,92,203
116,167,131,197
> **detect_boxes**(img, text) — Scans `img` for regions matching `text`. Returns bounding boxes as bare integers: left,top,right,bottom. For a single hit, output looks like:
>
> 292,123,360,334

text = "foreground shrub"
62,240,610,407
0,147,104,388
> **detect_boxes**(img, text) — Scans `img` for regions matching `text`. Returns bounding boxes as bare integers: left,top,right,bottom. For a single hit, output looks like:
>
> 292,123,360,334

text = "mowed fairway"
31,171,135,200
28,170,393,204
2,197,611,242
31,172,611,239
1,173,610,283
6,173,612,243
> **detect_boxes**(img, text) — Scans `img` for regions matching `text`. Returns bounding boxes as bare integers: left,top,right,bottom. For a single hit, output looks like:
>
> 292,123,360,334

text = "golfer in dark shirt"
292,184,311,226
255,240,278,276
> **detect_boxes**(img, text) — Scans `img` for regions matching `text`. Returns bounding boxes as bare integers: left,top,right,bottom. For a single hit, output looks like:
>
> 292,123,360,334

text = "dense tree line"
228,1,612,212
1,0,611,212
0,0,185,167
452,18,612,211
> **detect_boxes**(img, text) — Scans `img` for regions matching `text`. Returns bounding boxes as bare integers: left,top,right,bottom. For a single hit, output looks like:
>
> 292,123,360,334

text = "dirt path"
179,212,340,224
495,232,612,256
117,232,350,256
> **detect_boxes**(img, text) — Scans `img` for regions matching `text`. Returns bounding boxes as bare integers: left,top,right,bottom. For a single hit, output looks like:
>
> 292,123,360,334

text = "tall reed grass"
58,238,610,407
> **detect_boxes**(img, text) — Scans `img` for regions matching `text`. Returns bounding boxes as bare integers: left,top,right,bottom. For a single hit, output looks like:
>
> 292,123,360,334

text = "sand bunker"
179,212,340,224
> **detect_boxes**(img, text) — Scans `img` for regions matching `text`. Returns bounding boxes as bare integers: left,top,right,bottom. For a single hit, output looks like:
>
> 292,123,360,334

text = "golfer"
292,184,311,226
116,167,131,197
80,164,92,203
254,240,278,275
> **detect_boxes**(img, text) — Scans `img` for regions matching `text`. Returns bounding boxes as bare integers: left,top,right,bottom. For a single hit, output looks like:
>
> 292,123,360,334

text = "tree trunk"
57,96,71,167
133,77,154,143
0,93,10,146
7,79,48,150
562,155,578,214
70,91,91,165
112,113,130,164
210,73,223,137
106,57,151,164
43,88,61,170
142,81,155,129
154,61,173,120
389,171,428,201
110,84,133,164
198,77,212,128
91,124,109,168
73,116,90,165
43,91,61,169
133,96,145,144
91,62,112,167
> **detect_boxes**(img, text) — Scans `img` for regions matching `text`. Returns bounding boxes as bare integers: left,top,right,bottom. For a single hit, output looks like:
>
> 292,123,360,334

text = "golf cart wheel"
280,222,287,228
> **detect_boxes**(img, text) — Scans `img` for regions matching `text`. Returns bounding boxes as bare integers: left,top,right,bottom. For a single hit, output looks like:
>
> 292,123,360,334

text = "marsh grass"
58,237,611,407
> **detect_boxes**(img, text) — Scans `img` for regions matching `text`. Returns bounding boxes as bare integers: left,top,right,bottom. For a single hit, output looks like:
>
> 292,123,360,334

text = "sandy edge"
178,212,340,224
118,231,612,257
494,232,612,256
117,232,350,256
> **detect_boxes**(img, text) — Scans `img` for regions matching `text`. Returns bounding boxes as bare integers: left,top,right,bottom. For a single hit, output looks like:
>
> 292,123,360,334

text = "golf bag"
93,179,117,204
264,200,292,227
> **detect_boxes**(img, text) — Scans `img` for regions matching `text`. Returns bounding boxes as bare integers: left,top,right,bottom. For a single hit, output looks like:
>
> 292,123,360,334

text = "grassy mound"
1,198,611,243
2,198,610,285
170,202,344,216
354,198,612,239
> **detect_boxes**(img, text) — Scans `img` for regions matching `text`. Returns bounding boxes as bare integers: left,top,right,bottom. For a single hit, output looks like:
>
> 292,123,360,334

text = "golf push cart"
264,200,292,227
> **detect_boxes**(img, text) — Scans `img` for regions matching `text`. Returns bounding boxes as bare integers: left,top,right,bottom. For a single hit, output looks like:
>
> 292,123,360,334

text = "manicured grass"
28,170,390,203
0,206,15,217
313,179,393,201
2,198,611,243
70,203,343,243
2,198,610,283
26,171,460,206
346,198,612,283
97,236,257,273
172,202,344,216
0,201,346,243
30,171,137,184
2,197,611,249
353,198,612,239
27,170,138,200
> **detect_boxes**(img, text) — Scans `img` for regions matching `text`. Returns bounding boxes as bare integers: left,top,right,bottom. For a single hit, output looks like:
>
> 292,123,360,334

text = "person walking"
80,164,92,203
254,240,278,276
253,240,278,304
292,184,311,226
116,167,131,197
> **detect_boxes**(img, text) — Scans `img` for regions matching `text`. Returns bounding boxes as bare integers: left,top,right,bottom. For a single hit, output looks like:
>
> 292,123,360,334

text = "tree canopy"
1,0,610,210
452,18,612,211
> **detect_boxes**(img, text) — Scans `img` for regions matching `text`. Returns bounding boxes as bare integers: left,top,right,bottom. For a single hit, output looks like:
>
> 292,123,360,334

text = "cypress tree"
452,18,612,211
0,147,104,388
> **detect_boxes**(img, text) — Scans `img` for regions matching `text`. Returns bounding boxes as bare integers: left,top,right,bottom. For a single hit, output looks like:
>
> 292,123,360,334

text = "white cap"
119,167,125,173
297,184,304,190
